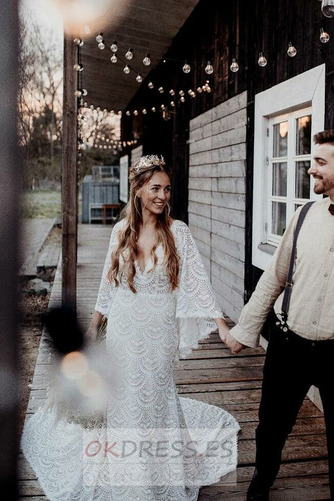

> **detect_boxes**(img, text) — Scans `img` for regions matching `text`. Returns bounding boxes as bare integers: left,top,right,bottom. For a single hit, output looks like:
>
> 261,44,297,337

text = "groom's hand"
225,330,245,354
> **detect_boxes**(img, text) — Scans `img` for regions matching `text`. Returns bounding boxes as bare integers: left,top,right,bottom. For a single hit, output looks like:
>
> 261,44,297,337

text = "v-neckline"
135,242,163,274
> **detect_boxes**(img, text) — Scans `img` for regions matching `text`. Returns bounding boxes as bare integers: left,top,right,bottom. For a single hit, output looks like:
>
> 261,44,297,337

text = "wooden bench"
101,203,121,224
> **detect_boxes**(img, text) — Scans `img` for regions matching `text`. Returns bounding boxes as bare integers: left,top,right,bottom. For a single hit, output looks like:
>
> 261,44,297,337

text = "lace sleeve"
172,221,225,358
94,220,123,317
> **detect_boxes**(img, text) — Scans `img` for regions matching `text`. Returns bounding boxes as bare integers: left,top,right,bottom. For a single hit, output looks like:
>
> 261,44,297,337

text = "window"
252,64,325,270
267,110,312,245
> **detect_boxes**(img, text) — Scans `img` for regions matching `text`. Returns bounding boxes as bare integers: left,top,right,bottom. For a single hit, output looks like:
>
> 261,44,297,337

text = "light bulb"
180,96,185,103
169,89,175,96
188,89,193,95
182,61,191,73
126,110,130,116
125,48,133,60
82,89,87,96
136,73,143,83
123,65,130,74
230,58,239,72
142,109,147,114
287,42,297,57
196,86,203,93
73,38,84,46
158,86,164,93
170,101,175,107
110,54,117,63
148,81,154,89
190,91,196,98
73,63,83,71
151,107,156,112
258,52,267,67
161,104,165,109
118,110,122,116
96,33,103,43
110,41,118,52
98,42,105,50
320,27,330,43
205,61,214,74
143,54,151,66
133,110,138,116
74,90,82,97
321,0,334,17
179,90,184,96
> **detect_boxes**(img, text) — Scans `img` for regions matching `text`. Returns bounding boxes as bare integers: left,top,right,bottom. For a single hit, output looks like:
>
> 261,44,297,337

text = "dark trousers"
255,324,334,499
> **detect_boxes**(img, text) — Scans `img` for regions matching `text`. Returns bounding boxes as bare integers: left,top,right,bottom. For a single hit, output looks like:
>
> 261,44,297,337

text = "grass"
21,190,62,219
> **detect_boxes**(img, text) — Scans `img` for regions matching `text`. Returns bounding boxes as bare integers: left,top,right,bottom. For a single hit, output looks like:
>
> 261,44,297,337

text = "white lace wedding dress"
21,219,240,501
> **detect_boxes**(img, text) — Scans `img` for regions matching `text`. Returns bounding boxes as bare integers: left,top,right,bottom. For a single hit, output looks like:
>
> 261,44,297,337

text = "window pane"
272,202,286,236
272,162,287,196
273,122,288,157
295,161,310,199
296,115,311,155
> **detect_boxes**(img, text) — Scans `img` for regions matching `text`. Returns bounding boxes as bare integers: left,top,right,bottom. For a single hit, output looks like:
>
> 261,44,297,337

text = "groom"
224,130,334,501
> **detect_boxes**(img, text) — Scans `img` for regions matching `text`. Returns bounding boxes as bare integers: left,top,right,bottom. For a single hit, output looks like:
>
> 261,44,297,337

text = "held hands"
218,324,246,354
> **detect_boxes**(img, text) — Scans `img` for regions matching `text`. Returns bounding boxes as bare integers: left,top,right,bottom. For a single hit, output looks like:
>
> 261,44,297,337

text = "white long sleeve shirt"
230,197,334,347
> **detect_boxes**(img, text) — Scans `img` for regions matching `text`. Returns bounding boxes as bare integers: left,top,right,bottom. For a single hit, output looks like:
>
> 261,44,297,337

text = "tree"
18,16,63,188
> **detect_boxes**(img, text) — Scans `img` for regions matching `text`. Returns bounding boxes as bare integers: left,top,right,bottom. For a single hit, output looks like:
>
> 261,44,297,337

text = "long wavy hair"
107,155,179,293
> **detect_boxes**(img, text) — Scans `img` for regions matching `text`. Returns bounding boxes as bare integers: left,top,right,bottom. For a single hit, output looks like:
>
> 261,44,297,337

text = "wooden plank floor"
19,224,330,500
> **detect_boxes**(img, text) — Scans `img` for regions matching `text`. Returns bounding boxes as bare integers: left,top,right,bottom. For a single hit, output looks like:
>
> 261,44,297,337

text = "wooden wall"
122,0,334,295
189,93,247,321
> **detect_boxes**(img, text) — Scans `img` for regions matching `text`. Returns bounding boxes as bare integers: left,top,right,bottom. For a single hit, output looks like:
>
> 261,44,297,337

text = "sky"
20,0,63,43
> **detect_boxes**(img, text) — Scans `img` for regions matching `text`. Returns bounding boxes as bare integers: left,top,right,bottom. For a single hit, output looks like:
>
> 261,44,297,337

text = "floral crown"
133,155,165,174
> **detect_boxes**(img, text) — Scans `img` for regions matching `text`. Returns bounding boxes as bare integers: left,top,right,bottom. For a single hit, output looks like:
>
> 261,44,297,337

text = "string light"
158,86,164,93
125,48,134,60
98,41,105,50
179,90,184,96
230,58,239,72
148,81,154,89
169,89,175,96
151,107,156,112
180,96,185,102
182,61,191,73
96,33,103,43
196,86,203,93
75,89,87,97
142,108,147,114
110,54,117,63
320,27,330,43
143,54,151,66
133,110,138,116
136,73,143,83
110,41,118,52
258,52,268,67
126,110,131,116
287,42,297,57
321,0,334,17
205,61,214,74
73,38,84,46
123,65,130,74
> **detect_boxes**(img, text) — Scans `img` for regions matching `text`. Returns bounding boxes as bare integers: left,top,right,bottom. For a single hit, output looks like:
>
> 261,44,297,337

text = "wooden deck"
18,224,330,500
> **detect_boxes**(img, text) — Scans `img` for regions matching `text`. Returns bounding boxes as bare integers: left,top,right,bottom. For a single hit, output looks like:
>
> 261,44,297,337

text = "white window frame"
252,64,325,271
267,108,312,246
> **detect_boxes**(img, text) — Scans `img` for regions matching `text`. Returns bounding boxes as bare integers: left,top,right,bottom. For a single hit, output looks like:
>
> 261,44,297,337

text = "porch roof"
80,0,200,111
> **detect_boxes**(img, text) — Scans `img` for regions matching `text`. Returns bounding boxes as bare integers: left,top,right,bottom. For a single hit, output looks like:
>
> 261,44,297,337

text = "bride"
22,155,240,501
